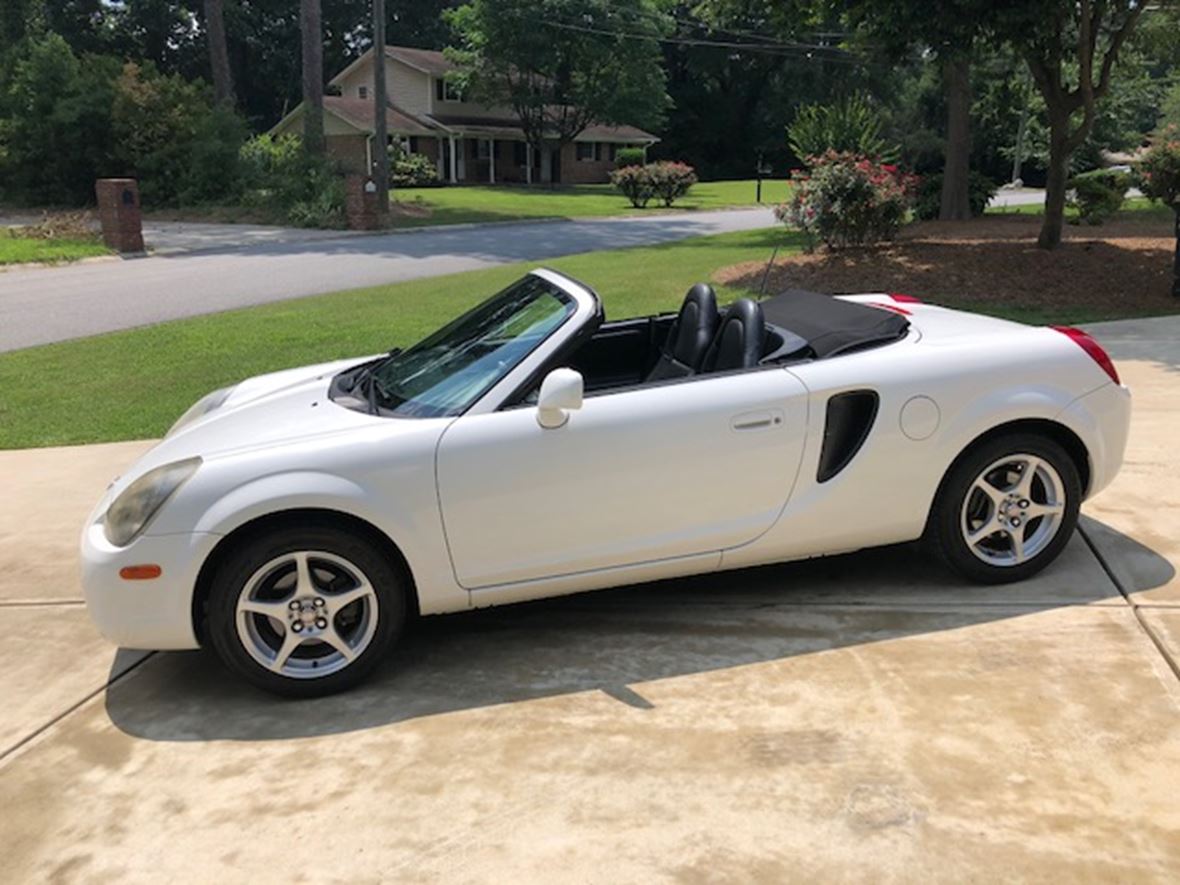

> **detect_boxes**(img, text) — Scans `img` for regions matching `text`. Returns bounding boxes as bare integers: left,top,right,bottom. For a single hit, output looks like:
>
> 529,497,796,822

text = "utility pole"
372,0,390,216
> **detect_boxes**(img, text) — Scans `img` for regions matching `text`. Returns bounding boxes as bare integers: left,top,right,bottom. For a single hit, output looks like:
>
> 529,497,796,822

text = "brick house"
270,45,658,185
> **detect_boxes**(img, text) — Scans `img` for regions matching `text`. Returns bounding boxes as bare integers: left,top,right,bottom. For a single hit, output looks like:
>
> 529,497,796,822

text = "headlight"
168,386,235,437
103,458,202,547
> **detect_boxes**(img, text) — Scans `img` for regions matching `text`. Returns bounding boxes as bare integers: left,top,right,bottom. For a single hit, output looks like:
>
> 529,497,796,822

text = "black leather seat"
700,298,765,373
646,283,719,381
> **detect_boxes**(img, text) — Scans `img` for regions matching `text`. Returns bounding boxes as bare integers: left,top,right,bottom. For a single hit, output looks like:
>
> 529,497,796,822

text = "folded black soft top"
760,288,910,359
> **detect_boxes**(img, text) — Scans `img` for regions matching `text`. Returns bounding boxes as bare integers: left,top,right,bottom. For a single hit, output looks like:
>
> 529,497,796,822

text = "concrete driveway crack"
1078,524,1180,684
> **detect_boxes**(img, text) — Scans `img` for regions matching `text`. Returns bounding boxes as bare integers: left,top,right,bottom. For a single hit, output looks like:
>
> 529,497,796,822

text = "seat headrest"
666,283,718,367
701,298,765,373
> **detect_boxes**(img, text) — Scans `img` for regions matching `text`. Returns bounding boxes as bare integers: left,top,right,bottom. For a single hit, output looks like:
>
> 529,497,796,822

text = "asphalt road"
0,208,776,353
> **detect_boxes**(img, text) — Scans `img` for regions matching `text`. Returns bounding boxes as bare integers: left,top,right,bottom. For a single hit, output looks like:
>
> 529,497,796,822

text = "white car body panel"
438,367,809,589
80,273,1131,652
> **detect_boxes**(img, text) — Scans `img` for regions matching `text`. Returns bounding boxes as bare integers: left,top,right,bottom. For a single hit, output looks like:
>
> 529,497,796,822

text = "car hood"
143,356,383,467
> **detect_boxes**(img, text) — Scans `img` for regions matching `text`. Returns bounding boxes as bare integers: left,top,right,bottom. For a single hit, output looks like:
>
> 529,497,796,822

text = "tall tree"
447,0,669,180
300,0,325,155
847,1,993,221
995,0,1145,249
373,0,390,210
203,0,235,105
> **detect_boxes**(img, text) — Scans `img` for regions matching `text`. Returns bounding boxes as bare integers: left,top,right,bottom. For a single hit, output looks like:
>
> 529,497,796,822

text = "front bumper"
80,520,221,650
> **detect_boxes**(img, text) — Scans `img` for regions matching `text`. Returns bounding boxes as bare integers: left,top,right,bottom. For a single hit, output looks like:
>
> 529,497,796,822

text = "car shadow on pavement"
105,522,1172,743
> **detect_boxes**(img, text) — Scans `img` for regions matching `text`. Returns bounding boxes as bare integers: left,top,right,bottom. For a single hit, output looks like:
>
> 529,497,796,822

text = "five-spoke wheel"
207,525,406,697
931,434,1081,583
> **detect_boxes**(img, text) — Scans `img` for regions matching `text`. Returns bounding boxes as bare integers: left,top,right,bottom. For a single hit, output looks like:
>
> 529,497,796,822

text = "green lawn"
986,194,1169,220
0,227,798,449
0,233,110,265
391,179,790,227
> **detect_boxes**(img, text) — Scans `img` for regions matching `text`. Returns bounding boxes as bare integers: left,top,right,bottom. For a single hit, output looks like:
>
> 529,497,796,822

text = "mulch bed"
714,212,1178,319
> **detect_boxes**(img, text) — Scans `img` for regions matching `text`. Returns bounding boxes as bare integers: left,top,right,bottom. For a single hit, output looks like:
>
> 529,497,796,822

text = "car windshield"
368,274,576,418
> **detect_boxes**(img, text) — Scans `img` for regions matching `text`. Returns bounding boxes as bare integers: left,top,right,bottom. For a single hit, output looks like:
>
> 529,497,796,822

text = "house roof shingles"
384,46,454,77
323,97,437,136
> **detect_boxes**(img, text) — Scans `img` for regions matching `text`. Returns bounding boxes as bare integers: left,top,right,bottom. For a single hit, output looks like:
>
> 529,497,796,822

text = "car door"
435,367,810,589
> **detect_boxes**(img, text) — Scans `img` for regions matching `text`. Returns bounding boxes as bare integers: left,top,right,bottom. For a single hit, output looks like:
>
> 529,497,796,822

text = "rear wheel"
931,434,1081,584
206,526,406,697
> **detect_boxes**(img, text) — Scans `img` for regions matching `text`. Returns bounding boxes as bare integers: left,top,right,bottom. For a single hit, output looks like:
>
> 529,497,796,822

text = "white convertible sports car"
81,269,1130,696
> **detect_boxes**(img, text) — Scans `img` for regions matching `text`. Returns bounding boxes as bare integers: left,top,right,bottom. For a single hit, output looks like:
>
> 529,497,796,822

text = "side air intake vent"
817,390,879,482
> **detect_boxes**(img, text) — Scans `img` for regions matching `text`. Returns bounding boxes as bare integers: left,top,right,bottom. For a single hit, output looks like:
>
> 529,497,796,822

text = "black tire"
206,524,406,698
929,433,1082,584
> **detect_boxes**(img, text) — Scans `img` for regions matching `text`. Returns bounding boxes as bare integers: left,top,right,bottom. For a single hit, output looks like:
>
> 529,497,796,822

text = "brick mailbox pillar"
95,178,145,253
345,175,384,230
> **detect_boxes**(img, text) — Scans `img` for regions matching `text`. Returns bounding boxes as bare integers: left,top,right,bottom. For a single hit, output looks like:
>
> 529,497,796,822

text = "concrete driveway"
1,317,1178,882
0,208,776,353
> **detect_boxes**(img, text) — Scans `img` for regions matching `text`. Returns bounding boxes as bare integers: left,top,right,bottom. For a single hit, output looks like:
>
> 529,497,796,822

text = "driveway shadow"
105,522,1172,743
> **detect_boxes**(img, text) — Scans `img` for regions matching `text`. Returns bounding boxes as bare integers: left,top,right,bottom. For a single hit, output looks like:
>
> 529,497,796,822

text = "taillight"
888,293,922,303
1052,326,1120,385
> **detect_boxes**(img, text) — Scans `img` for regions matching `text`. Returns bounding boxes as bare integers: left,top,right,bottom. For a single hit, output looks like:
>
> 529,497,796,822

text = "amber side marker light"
119,564,162,580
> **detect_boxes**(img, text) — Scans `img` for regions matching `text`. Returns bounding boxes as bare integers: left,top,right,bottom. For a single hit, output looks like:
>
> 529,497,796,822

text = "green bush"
240,134,347,228
646,161,697,206
0,36,248,209
387,145,441,187
610,164,655,207
914,171,998,220
1136,124,1180,208
610,161,697,208
1067,168,1130,225
776,151,917,250
788,95,898,165
615,147,646,168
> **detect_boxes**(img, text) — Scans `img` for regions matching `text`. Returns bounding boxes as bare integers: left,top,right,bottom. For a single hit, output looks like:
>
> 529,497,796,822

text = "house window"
576,142,596,162
477,139,492,160
435,78,463,102
358,85,368,99
514,142,527,166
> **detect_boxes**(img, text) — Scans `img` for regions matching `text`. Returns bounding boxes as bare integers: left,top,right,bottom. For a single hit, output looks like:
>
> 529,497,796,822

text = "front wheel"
206,525,406,697
930,434,1081,584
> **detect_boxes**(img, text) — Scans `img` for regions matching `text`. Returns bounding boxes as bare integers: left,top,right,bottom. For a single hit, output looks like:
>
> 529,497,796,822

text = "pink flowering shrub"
775,150,917,250
610,161,698,208
1137,124,1180,208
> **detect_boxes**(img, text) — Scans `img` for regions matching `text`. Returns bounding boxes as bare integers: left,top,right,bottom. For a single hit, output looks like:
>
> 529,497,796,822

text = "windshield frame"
339,269,601,420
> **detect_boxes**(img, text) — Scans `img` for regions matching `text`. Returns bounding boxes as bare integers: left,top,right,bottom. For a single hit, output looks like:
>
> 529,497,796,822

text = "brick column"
94,178,145,253
345,175,384,230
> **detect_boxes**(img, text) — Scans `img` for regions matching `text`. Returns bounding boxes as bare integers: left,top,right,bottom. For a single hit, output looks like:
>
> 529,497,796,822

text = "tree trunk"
1038,112,1070,250
372,0,389,214
300,0,325,156
1172,209,1180,298
939,56,971,221
203,0,234,106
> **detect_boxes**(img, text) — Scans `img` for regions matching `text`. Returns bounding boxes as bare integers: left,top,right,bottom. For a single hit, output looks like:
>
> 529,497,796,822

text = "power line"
536,19,866,66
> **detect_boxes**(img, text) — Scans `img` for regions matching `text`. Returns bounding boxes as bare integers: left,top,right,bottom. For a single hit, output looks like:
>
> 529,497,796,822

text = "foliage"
0,33,121,206
1136,125,1180,208
646,161,698,207
111,61,248,206
1066,169,1130,226
914,171,997,220
610,164,654,208
0,34,249,208
240,134,346,227
609,162,697,208
776,151,917,250
788,95,897,164
615,147,645,168
387,144,441,187
447,0,669,157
